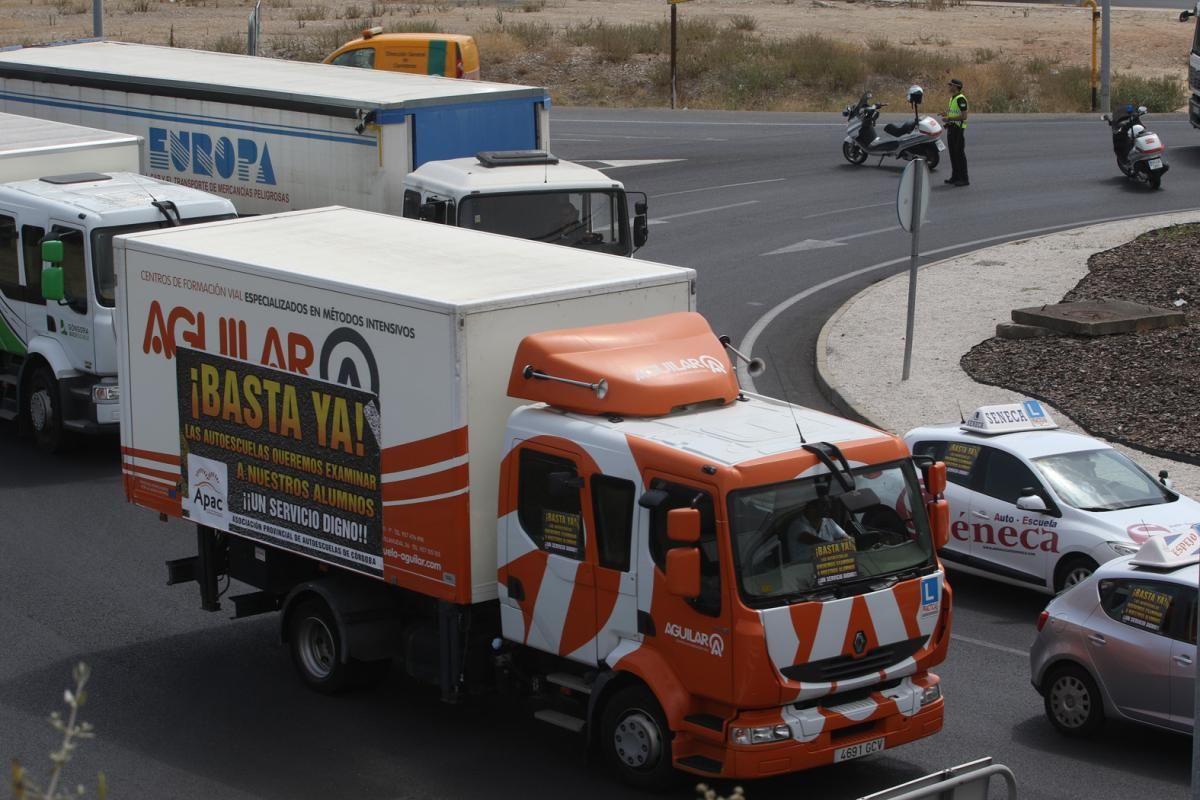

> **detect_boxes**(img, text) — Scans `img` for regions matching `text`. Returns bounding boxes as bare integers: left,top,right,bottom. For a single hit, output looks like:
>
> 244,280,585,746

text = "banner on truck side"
177,347,384,576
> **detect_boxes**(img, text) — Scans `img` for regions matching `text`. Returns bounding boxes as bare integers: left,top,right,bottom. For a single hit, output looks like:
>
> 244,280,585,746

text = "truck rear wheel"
289,598,353,694
25,365,67,453
600,685,677,791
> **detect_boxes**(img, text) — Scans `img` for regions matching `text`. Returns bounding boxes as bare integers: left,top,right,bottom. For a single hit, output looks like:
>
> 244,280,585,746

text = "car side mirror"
1158,469,1173,490
1016,491,1048,513
667,507,701,543
666,547,700,598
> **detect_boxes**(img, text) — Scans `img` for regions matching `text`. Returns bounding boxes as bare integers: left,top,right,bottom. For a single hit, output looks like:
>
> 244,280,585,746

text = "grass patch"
729,14,758,32
1112,73,1185,113
294,5,329,22
1138,223,1200,243
208,32,246,53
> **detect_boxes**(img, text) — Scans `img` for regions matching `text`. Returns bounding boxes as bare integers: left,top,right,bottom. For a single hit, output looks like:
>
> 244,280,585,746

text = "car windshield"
728,460,935,608
457,190,627,254
1033,448,1176,511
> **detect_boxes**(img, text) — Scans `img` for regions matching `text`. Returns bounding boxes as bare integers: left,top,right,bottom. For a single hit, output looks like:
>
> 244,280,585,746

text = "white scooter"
1103,105,1168,190
841,86,946,170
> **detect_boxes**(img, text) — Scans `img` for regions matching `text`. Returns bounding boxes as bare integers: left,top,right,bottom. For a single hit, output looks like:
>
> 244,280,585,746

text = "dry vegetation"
0,0,1190,111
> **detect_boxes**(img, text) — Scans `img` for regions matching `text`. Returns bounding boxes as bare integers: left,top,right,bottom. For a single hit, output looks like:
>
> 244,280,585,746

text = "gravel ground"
961,223,1200,465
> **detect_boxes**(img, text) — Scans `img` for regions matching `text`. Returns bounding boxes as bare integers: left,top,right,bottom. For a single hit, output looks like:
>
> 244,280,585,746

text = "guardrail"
858,757,1017,800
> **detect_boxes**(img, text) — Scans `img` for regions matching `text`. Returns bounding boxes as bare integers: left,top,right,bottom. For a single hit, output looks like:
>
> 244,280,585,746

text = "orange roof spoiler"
507,312,739,416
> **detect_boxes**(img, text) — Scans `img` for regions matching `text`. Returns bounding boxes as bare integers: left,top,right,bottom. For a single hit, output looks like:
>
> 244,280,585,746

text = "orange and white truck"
115,206,953,787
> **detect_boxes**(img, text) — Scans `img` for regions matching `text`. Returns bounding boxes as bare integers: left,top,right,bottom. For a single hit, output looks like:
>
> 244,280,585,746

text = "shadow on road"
1008,713,1191,785
0,422,121,488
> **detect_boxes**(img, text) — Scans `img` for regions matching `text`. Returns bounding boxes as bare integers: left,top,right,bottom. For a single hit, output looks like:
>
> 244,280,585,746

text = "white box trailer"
0,111,142,182
115,206,693,604
0,41,550,216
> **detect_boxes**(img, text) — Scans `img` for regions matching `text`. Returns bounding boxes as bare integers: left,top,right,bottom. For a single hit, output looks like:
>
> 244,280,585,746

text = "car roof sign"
960,400,1058,435
1129,526,1200,569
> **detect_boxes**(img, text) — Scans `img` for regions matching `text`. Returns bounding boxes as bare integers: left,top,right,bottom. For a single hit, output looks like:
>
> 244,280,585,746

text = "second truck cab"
402,150,649,257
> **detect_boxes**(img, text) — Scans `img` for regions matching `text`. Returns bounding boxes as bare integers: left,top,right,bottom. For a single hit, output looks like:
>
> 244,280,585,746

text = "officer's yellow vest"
948,93,968,128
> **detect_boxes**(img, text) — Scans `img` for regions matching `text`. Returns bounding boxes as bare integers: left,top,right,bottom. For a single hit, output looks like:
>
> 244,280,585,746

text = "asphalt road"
2,110,1198,800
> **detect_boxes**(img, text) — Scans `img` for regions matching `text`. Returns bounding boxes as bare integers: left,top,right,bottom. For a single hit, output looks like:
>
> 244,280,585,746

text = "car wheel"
600,685,678,791
1054,555,1098,594
288,598,353,694
1043,663,1105,736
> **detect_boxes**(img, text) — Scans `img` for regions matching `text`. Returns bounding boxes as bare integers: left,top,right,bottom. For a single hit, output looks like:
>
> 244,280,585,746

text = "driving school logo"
664,622,725,657
186,454,229,526
633,354,728,383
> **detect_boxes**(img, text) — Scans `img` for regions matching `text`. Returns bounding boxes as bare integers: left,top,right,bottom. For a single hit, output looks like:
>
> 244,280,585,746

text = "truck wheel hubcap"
30,389,52,431
613,711,662,769
1050,676,1090,728
298,616,336,679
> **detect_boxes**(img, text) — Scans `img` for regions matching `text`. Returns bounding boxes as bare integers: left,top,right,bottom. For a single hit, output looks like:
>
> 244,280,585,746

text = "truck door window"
591,475,634,572
517,448,585,560
22,226,45,304
648,479,721,616
52,227,88,310
0,215,18,296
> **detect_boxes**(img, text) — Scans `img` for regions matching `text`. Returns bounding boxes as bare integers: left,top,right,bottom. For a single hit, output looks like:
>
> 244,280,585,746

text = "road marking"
654,178,784,199
803,201,893,220
738,207,1200,390
649,200,759,224
593,159,683,168
951,634,1028,658
763,224,900,256
555,118,843,128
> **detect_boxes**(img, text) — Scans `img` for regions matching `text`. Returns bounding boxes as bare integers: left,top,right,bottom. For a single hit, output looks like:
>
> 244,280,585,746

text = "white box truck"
0,41,648,255
0,112,237,450
115,207,953,787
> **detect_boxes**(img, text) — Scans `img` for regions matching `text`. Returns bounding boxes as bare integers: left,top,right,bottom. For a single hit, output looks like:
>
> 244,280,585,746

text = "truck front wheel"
288,598,353,694
600,685,677,790
25,365,67,453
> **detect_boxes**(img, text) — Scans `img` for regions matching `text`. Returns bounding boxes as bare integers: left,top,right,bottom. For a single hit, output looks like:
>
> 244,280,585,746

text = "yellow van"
324,29,481,80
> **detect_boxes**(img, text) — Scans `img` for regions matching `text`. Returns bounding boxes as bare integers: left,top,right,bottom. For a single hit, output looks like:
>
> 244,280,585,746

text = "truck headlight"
919,684,942,707
91,383,120,403
1107,541,1138,556
731,724,791,745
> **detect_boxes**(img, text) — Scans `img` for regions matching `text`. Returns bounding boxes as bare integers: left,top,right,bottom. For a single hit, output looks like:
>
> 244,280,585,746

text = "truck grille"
779,636,927,684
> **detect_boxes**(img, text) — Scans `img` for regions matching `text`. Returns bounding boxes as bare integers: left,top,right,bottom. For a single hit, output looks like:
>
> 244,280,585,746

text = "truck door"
0,212,28,356
44,223,95,371
639,476,733,701
501,441,634,666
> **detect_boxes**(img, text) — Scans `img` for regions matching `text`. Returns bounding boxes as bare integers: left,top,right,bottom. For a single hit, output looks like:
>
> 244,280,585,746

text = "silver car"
1029,534,1197,736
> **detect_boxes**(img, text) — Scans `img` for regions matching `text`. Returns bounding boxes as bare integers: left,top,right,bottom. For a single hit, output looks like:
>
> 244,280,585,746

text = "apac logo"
663,622,725,657
148,126,277,185
187,455,229,526
633,354,728,383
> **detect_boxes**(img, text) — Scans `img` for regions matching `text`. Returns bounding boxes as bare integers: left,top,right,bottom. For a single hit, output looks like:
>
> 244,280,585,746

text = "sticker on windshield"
1120,586,1171,632
920,574,940,616
944,442,980,478
814,539,858,586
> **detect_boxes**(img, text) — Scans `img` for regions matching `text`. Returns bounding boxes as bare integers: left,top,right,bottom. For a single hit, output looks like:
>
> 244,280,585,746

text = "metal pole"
901,160,923,381
92,0,103,38
670,4,678,109
1099,0,1111,114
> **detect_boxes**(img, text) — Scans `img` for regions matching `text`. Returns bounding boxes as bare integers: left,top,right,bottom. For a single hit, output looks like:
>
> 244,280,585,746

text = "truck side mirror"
419,199,451,225
666,547,700,598
632,196,649,250
42,239,64,265
42,266,65,303
667,507,700,543
926,497,949,550
922,460,947,496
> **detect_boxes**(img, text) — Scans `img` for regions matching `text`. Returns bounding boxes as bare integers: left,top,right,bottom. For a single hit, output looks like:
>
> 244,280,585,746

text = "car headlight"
1107,541,1138,556
731,724,791,745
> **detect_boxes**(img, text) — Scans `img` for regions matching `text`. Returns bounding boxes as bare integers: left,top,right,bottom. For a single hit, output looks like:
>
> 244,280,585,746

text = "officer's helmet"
906,85,924,106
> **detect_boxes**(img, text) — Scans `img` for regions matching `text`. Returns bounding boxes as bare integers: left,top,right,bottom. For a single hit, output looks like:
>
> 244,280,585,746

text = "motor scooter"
1103,105,1168,189
842,86,945,169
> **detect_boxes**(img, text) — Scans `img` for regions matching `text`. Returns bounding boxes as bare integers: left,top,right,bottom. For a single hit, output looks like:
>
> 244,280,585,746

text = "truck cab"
496,313,951,784
402,151,649,257
0,171,235,450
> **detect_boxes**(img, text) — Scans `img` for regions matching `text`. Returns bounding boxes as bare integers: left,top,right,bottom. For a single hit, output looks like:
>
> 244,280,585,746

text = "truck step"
677,755,723,774
230,591,281,619
533,709,586,734
545,672,592,695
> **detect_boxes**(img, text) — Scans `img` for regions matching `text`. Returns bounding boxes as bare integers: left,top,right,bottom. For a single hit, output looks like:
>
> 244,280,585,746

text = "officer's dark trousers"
948,124,968,184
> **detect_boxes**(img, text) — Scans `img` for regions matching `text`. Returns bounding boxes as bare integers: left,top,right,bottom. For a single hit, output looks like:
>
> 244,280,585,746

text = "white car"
904,401,1200,594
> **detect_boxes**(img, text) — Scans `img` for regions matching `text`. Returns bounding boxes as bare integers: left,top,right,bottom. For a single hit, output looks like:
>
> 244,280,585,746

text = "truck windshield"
457,190,628,255
728,460,935,608
91,216,235,307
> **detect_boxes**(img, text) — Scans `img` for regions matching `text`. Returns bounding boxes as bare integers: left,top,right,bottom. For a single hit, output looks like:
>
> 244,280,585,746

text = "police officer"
941,78,969,186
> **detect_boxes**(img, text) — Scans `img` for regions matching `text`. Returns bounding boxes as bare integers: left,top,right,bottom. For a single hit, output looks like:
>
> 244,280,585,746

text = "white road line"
738,207,1200,391
555,118,843,128
652,200,759,223
654,178,785,199
951,634,1029,658
803,201,893,220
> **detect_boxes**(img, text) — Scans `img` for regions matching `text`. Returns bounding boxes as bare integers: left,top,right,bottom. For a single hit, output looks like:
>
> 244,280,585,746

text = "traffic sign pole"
899,158,928,381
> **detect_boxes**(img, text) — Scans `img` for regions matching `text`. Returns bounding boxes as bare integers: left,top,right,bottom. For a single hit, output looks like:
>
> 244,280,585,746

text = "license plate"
834,737,886,763
1147,158,1163,169
935,140,946,151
